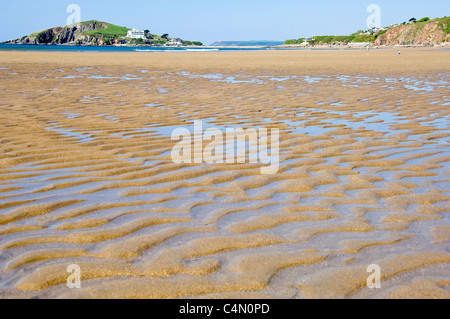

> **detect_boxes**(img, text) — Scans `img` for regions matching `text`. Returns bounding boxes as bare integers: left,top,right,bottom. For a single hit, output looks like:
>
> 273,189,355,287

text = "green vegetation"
284,32,381,45
285,16,450,45
417,17,430,23
129,38,144,45
36,33,49,43
82,21,130,38
444,23,450,34
312,35,353,44
436,17,450,34
80,21,130,45
130,38,169,45
137,39,167,45
17,19,202,46
284,39,301,45
30,27,56,37
414,17,433,32
182,40,203,46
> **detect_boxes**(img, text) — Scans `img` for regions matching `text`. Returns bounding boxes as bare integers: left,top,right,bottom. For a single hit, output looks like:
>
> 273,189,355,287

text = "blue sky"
0,0,448,44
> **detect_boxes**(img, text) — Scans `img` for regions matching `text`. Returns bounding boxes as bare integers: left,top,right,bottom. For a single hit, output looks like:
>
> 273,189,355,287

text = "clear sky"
0,0,449,45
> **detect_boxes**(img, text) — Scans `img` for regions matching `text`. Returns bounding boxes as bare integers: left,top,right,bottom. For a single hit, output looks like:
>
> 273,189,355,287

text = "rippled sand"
0,49,449,299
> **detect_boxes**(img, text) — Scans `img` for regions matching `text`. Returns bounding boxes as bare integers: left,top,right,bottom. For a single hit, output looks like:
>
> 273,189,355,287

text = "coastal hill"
3,20,203,46
375,17,450,45
285,16,450,46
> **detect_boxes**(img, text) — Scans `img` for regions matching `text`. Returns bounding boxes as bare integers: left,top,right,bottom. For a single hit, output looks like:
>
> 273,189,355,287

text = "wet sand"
0,49,449,299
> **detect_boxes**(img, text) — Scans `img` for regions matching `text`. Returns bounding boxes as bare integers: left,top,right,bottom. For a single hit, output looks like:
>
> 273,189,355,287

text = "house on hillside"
127,29,146,39
371,27,387,34
300,37,314,46
165,38,183,46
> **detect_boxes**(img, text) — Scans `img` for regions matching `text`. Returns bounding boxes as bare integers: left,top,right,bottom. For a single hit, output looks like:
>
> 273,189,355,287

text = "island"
2,20,203,47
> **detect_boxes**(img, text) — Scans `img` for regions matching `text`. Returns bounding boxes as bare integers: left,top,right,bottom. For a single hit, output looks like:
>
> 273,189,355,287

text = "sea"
0,44,277,52
0,43,343,52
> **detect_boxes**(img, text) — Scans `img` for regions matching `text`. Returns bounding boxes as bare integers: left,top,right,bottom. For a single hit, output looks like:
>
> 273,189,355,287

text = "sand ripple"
0,50,449,298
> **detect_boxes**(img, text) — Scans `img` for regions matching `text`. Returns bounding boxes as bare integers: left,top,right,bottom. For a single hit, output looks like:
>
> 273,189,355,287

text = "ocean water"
0,44,280,52
0,43,364,52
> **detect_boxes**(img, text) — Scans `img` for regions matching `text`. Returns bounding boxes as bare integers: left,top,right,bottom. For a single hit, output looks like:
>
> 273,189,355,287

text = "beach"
0,48,449,298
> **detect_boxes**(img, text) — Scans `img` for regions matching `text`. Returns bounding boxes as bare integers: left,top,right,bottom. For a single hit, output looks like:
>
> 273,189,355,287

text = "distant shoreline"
8,42,446,50
277,42,450,49
1,43,449,53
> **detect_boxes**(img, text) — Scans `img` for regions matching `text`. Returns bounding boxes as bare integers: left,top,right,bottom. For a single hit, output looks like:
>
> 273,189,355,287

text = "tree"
409,18,417,23
417,17,430,23
162,33,169,40
144,29,153,40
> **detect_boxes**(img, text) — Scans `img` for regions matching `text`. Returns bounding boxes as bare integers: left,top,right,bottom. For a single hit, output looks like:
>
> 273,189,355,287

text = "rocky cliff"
4,21,127,45
4,20,203,46
285,17,450,47
375,17,450,46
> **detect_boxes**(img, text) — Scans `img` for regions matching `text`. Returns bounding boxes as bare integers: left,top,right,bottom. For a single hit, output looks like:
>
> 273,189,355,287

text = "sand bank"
0,49,448,298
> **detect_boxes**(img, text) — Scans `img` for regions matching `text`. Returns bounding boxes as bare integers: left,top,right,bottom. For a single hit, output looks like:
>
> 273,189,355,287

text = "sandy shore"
0,49,449,298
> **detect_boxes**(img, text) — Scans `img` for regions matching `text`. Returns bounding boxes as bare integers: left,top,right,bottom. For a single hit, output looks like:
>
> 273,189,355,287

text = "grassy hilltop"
5,20,203,46
285,16,450,46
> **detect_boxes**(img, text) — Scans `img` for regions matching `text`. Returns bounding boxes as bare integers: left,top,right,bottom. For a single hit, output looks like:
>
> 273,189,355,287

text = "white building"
371,27,387,34
302,37,314,44
348,42,370,47
165,38,183,46
127,29,146,39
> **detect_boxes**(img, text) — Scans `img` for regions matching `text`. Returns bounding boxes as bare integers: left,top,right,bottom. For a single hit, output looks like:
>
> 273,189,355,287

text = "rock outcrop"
375,18,450,46
5,21,118,45
2,20,203,47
